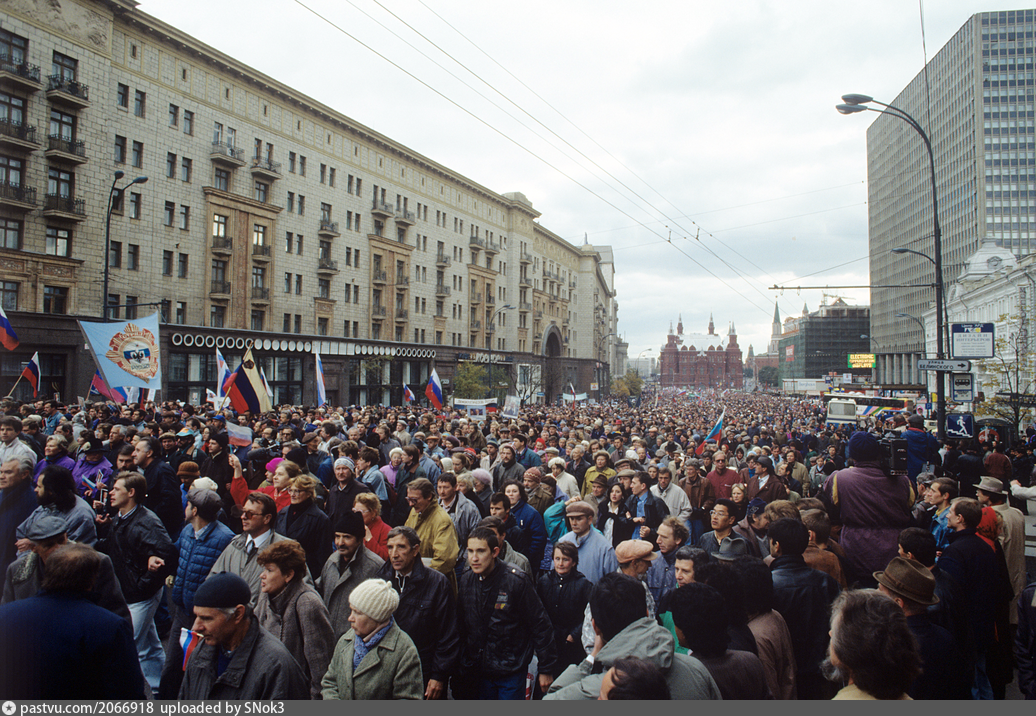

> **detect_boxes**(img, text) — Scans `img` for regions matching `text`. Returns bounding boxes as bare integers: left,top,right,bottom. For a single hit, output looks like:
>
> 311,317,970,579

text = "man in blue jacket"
904,414,941,485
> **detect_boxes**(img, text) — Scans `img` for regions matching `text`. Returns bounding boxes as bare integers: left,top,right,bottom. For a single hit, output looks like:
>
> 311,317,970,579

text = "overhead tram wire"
289,0,771,317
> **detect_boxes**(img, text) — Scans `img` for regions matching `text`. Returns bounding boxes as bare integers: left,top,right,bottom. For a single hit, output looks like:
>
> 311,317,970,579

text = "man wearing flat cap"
578,539,658,654
320,511,385,640
558,500,616,584
876,556,969,699
180,572,308,700
326,457,371,527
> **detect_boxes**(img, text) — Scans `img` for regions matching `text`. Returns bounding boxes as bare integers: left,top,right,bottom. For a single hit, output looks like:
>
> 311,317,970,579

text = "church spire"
677,314,683,335
729,321,736,335
708,313,715,335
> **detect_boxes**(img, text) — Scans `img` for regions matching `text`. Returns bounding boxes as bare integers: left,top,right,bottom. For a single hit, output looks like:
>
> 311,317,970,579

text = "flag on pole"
205,388,217,405
403,384,416,403
225,422,253,448
223,348,272,415
314,352,327,407
0,305,18,351
696,409,725,456
425,369,443,410
89,371,118,401
20,352,39,398
110,386,132,404
180,628,202,671
215,348,232,397
258,362,274,398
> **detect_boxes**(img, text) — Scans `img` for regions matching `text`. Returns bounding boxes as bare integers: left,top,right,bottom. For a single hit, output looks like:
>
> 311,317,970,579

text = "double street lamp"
103,171,149,320
838,94,948,440
487,304,514,400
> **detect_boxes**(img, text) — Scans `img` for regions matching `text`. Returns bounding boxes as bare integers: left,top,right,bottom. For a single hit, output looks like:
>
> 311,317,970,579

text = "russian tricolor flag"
425,369,443,410
696,409,725,456
315,352,327,406
180,628,202,671
223,348,272,415
20,351,40,398
403,384,416,403
0,305,18,351
90,371,117,402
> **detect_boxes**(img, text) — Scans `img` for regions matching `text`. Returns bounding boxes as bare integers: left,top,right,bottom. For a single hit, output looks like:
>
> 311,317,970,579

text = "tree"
611,369,644,398
453,363,487,399
743,366,754,378
974,312,1035,437
758,366,779,387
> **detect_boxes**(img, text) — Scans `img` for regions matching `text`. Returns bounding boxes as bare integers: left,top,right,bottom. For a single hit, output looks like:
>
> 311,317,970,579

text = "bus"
822,392,916,427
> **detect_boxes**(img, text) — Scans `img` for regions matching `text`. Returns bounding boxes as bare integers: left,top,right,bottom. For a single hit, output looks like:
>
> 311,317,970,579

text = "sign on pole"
918,358,971,372
951,323,995,359
951,373,974,402
945,414,975,439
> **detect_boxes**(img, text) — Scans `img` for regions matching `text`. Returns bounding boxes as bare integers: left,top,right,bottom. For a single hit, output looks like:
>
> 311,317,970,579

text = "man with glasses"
696,498,747,560
404,478,459,594
209,492,294,607
705,452,739,500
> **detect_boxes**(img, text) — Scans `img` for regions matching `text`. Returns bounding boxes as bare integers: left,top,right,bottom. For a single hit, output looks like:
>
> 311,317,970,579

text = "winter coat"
72,455,113,498
256,578,335,699
0,591,145,699
180,616,309,700
937,527,999,649
405,502,459,594
0,480,38,591
623,491,670,544
390,463,425,526
276,499,333,580
903,427,941,482
544,617,721,700
536,569,593,666
770,554,840,682
441,491,482,549
678,472,716,520
378,558,461,684
558,529,618,584
142,458,185,540
2,547,130,623
320,620,423,700
509,499,548,569
31,454,75,482
457,559,558,678
319,545,385,640
492,459,526,493
171,520,235,611
747,609,797,700
17,496,97,547
1017,583,1036,699
96,505,177,603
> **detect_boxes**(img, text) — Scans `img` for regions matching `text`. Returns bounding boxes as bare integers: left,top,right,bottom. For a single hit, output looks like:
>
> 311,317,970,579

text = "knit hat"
472,468,492,486
266,457,284,473
192,477,219,492
847,431,881,462
212,432,229,449
349,578,399,622
194,573,251,609
334,457,355,472
523,467,543,482
176,461,201,480
285,447,308,468
333,510,365,539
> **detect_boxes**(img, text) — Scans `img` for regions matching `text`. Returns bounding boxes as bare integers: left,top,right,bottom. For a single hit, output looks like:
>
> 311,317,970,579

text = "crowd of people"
0,389,1035,700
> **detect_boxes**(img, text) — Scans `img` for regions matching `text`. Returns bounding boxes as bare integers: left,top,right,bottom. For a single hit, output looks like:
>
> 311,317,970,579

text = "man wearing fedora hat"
72,436,113,500
977,476,1026,628
875,556,969,699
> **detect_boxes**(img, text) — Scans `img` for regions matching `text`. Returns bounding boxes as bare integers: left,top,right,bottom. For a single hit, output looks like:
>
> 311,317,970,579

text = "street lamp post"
598,332,616,403
838,94,947,440
103,171,149,320
487,304,514,401
894,312,928,360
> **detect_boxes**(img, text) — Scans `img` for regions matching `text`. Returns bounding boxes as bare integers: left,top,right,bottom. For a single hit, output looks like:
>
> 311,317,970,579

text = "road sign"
951,323,995,359
918,358,972,372
945,414,974,439
951,373,974,402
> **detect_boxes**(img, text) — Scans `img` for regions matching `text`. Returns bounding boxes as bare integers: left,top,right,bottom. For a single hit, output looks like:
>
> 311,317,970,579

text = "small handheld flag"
0,305,18,351
89,371,117,402
20,351,40,398
696,409,725,456
403,384,416,403
425,369,443,410
314,352,327,406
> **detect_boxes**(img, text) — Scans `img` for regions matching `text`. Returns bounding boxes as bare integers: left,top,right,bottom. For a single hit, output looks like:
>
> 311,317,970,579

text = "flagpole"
2,372,24,398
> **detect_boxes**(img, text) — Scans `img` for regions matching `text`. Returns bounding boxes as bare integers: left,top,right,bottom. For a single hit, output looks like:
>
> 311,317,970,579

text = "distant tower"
768,302,781,355
708,313,715,335
677,314,683,335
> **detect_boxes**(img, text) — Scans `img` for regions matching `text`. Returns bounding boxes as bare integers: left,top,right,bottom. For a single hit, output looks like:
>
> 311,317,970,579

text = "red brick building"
659,315,743,390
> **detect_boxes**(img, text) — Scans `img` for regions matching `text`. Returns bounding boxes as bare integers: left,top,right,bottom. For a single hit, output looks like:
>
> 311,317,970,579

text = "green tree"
974,312,1035,437
758,365,779,387
611,369,644,398
453,363,488,399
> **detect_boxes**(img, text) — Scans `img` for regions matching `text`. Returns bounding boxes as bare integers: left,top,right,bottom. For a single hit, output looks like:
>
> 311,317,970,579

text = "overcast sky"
141,0,1027,366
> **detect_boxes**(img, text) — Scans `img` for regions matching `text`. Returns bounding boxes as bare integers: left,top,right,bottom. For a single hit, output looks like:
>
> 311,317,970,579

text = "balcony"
468,236,484,249
470,319,481,330
470,292,483,305
252,244,271,261
318,220,340,237
535,310,543,318
372,270,387,285
519,302,532,312
485,294,495,305
395,308,408,322
210,280,231,295
519,251,532,265
435,252,450,267
569,279,576,288
251,287,270,301
0,181,36,211
395,276,409,288
520,277,532,288
250,156,281,181
211,236,233,254
485,240,499,255
318,258,338,273
372,305,387,319
435,283,451,297
45,134,87,164
42,193,85,221
210,141,245,167
395,209,415,225
0,119,39,151
371,201,393,219
46,75,89,108
0,57,42,91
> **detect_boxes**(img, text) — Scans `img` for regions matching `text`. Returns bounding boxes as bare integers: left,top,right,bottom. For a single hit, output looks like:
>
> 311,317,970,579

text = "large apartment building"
867,9,1035,387
0,0,622,406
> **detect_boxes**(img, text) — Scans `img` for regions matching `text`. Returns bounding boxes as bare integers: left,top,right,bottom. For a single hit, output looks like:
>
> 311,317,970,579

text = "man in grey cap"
326,457,371,526
557,500,616,584
179,572,308,700
1,515,129,621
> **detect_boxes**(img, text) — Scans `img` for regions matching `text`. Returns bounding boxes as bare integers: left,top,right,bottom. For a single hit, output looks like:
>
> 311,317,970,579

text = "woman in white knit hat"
320,578,423,700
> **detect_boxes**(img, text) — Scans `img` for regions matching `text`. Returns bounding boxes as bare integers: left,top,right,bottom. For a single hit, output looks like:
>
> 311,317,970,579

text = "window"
284,273,292,293
213,121,223,144
286,192,294,212
319,164,326,183
49,109,74,141
294,315,302,334
320,202,331,222
295,275,302,295
129,192,141,219
344,284,351,303
252,266,265,288
159,300,171,322
254,181,268,203
329,168,335,187
0,281,17,312
43,285,67,314
317,317,328,336
133,90,146,117
283,313,291,332
51,52,77,81
210,305,225,328
175,302,186,324
214,168,228,191
318,278,330,299
125,296,138,320
296,235,303,255
162,250,173,275
297,196,305,216
117,83,128,108
45,227,70,257
348,175,353,193
179,205,190,230
253,224,266,247
127,244,139,270
164,201,174,226
345,247,352,266
114,135,126,163
166,153,176,178
211,259,227,283
131,141,143,168
213,214,227,238
183,110,193,135
108,240,121,267
251,311,265,332
227,127,236,148
288,152,296,173
299,156,306,176
181,157,192,182
178,253,188,278
319,240,331,260
169,104,178,127
106,294,119,319
285,232,293,253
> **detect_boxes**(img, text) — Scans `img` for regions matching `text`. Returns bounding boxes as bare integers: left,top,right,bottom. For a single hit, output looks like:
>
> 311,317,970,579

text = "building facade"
777,300,871,384
0,0,622,406
867,9,1035,386
658,315,743,390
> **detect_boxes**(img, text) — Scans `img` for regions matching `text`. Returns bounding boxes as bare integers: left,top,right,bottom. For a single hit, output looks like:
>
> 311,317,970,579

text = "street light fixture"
103,171,149,320
894,313,928,360
839,93,947,440
487,304,514,400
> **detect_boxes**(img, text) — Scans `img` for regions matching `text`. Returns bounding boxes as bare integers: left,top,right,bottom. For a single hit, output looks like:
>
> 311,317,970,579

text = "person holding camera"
819,431,915,589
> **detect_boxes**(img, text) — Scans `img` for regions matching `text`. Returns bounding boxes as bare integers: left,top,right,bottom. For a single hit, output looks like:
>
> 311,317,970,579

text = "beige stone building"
0,0,622,406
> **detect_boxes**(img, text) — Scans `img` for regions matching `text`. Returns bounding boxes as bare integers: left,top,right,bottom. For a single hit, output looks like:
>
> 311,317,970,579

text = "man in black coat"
133,436,183,539
624,471,669,546
378,525,460,699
